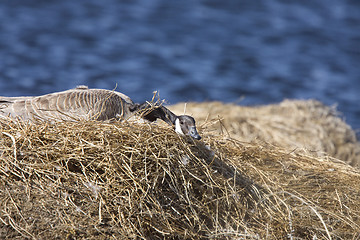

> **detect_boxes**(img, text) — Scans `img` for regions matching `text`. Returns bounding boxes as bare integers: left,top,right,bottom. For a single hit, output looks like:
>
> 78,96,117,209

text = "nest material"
170,100,360,168
0,101,360,239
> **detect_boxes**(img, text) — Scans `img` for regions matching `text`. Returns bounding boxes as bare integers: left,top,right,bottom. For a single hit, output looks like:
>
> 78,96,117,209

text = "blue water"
0,0,359,131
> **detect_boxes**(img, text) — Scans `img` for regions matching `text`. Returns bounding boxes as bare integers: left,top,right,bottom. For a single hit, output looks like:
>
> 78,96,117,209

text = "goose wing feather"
0,88,134,121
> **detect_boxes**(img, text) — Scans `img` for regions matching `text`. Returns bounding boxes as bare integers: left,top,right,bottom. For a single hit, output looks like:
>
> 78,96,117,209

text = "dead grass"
0,100,360,239
170,100,360,168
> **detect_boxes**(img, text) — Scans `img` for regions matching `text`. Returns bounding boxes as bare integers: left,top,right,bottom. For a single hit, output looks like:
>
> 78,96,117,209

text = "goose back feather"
0,87,134,121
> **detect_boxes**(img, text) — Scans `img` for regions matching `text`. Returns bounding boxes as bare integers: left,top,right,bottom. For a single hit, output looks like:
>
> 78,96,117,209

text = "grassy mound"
170,100,360,168
1,113,359,239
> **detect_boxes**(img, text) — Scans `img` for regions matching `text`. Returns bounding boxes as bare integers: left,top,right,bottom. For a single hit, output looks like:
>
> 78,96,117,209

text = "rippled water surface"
0,0,359,130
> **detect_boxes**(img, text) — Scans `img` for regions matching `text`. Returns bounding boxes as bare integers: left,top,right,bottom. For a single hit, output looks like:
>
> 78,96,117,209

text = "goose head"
174,115,201,140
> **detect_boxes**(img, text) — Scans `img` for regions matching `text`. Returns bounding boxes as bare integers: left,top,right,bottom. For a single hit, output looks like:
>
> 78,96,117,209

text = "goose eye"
180,121,184,124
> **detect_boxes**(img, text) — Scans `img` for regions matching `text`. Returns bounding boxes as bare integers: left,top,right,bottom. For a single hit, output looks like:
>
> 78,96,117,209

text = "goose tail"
0,96,33,120
0,96,33,103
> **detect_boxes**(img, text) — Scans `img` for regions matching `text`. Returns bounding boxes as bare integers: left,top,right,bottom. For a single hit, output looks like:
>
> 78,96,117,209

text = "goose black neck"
136,103,178,126
159,106,178,125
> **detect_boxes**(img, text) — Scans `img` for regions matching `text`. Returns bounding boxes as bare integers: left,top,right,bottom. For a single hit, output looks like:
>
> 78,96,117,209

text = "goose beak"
189,127,201,140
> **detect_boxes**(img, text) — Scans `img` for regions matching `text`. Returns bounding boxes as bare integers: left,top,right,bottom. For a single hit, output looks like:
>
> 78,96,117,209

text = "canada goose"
0,86,201,140
135,102,201,140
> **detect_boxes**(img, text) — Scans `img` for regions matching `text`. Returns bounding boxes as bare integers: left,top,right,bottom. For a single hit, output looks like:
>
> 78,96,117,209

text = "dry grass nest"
1,103,360,239
170,100,360,168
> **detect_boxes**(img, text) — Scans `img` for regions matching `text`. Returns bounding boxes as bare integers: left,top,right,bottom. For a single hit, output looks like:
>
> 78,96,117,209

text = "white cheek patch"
175,118,184,135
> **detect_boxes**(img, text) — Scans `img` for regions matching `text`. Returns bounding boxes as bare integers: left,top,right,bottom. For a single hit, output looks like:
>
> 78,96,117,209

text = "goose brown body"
0,87,134,121
0,86,202,140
